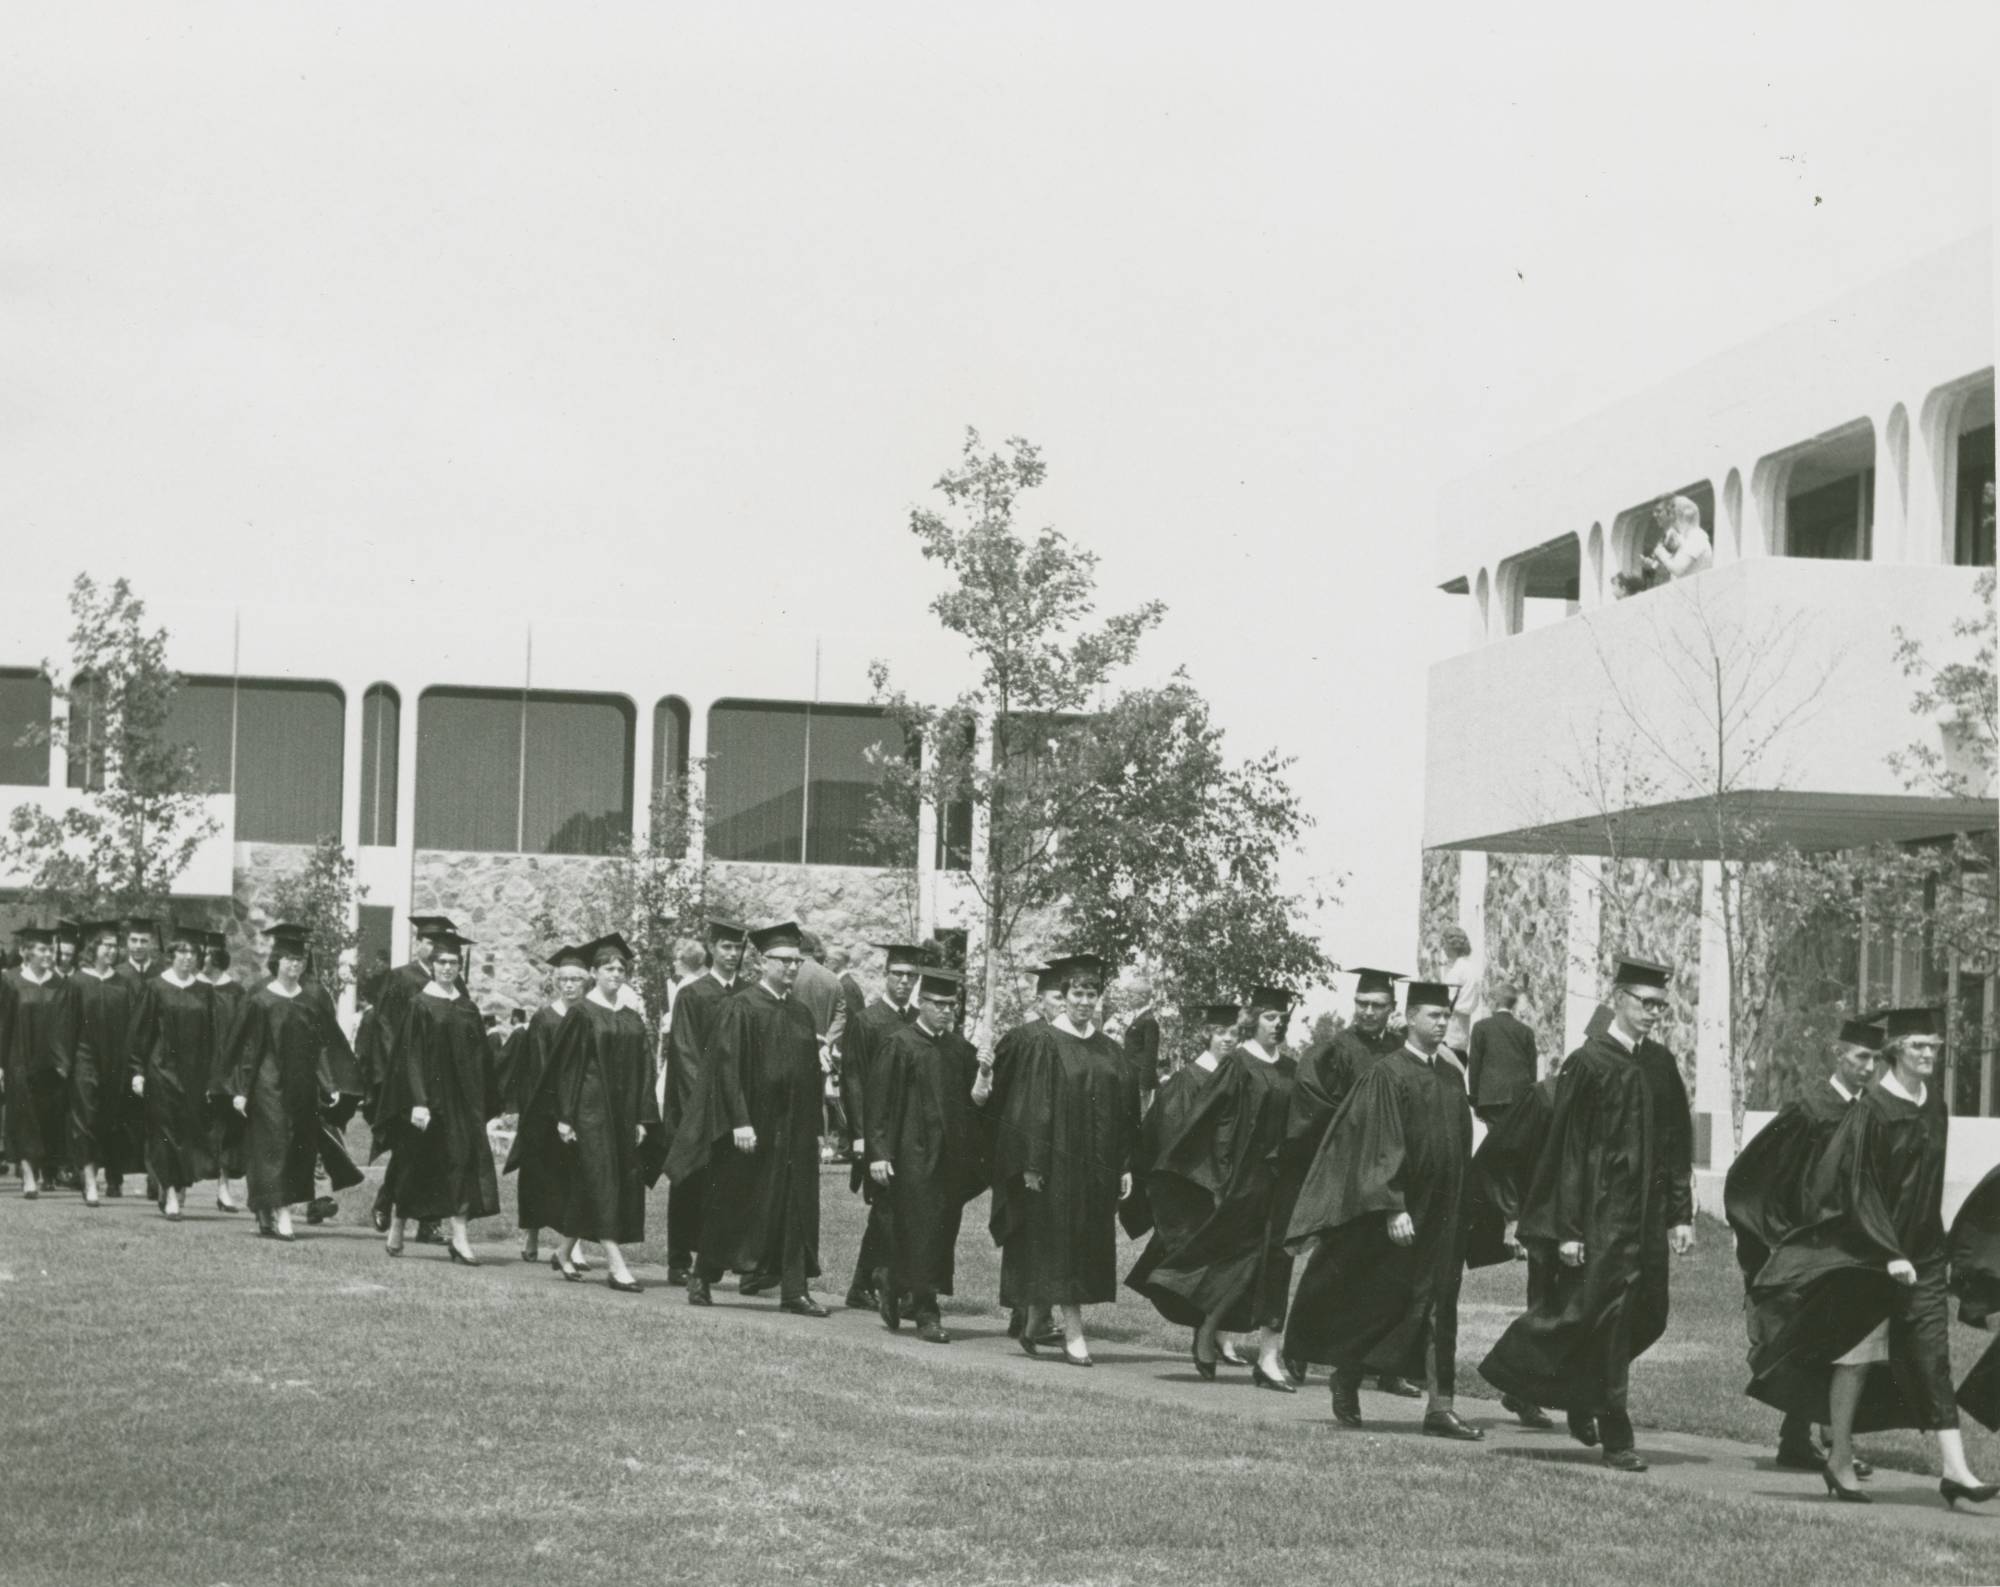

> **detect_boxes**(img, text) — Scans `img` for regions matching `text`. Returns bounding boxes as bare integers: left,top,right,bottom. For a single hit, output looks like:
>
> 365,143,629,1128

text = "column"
914,731,939,939
392,679,421,941
1465,567,1493,648
682,699,709,868
1905,389,1954,565
338,682,367,933
1872,403,1910,563
1695,860,1736,1176
47,686,70,787
630,694,656,850
1562,861,1602,1058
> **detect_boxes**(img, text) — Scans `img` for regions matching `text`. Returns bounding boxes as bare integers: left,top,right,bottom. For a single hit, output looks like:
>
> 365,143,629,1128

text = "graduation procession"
6,902,2000,1518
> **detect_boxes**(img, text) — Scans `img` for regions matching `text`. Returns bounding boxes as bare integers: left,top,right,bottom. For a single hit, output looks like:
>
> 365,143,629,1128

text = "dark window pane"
360,686,400,847
933,718,975,872
416,689,524,852
651,698,689,798
523,693,634,856
0,669,51,786
357,904,394,991
1957,424,1995,568
234,681,343,844
706,702,808,863
169,680,237,795
803,706,913,868
1787,474,1869,561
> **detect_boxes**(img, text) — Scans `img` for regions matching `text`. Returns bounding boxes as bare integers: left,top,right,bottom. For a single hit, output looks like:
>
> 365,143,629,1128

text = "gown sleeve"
1285,1063,1409,1246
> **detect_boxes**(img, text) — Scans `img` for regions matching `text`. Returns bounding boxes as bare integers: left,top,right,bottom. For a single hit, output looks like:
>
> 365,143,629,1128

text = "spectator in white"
1438,925,1484,1065
656,937,710,1116
1641,495,1713,582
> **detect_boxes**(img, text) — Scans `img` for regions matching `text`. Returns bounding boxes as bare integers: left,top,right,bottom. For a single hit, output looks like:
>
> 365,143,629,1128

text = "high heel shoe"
448,1242,481,1268
1252,1362,1298,1394
1191,1338,1217,1381
385,1241,403,1258
1941,1478,1999,1509
1820,1464,1871,1504
607,1275,643,1294
550,1252,581,1284
1062,1343,1094,1368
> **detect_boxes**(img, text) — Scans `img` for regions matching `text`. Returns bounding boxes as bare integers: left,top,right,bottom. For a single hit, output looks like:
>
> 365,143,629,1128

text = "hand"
556,1122,577,1145
1888,1258,1917,1286
870,1160,894,1185
1023,1171,1044,1192
232,1094,248,1116
1387,1211,1415,1246
732,1125,757,1153
1119,1173,1132,1202
1504,1220,1525,1258
851,1138,865,1155
410,1105,431,1131
635,1124,646,1146
1559,1240,1585,1267
131,1074,145,1097
1669,1223,1695,1257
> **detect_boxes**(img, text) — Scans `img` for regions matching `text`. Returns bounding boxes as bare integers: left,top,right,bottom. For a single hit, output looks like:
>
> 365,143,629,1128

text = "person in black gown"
199,930,249,1212
675,921,829,1315
1,925,64,1199
508,943,589,1265
989,963,1069,1345
53,921,144,1208
661,917,747,1286
377,930,499,1266
1461,1064,1561,1429
363,914,456,1241
988,952,1140,1368
219,924,364,1241
1747,1007,1995,1507
841,942,927,1311
864,966,990,1342
1948,1156,2000,1434
1724,1015,1882,1472
138,918,221,1221
1286,978,1481,1439
511,933,661,1293
1478,955,1694,1472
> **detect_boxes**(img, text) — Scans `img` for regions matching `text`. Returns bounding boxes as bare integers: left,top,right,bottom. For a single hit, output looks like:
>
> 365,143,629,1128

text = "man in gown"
841,943,927,1311
1478,955,1695,1472
865,967,991,1342
1724,1015,1882,1471
675,921,828,1315
106,915,164,1195
1285,979,1480,1438
660,918,747,1286
366,915,459,1239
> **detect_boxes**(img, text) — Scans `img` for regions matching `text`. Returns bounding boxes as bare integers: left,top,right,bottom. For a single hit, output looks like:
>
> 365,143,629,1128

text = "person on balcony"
1641,495,1714,581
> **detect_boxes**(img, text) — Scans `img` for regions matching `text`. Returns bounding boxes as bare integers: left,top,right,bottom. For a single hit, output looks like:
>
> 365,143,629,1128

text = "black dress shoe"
877,1276,901,1332
1602,1448,1649,1473
1252,1363,1298,1394
305,1196,339,1225
551,1253,582,1284
1566,1412,1600,1448
686,1275,712,1306
607,1276,643,1294
1280,1353,1307,1381
916,1320,952,1344
1502,1395,1555,1429
1422,1409,1485,1441
1191,1339,1217,1381
370,1206,389,1233
1331,1379,1364,1428
779,1294,830,1317
1372,1375,1423,1399
1026,1328,1064,1351
1852,1455,1874,1479
844,1284,878,1310
667,1265,691,1286
740,1272,778,1297
1775,1441,1828,1472
415,1222,445,1245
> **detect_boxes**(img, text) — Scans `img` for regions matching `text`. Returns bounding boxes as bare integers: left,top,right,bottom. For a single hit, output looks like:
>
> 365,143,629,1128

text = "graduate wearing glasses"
1477,955,1695,1473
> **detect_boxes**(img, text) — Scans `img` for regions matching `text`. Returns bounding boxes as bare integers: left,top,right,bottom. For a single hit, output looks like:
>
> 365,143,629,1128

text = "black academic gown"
506,993,661,1245
378,987,501,1223
679,983,824,1289
220,983,363,1213
1283,1024,1402,1183
990,1021,1140,1309
1463,1074,1559,1285
1949,1163,2000,1430
140,974,220,1190
501,1002,570,1232
203,976,248,1176
1125,1047,1294,1331
1283,1046,1473,1383
1478,1030,1693,1415
361,961,430,1130
1746,1076,1956,1432
1725,1079,1856,1286
661,973,740,1257
866,1020,988,1300
1,968,64,1169
52,968,144,1175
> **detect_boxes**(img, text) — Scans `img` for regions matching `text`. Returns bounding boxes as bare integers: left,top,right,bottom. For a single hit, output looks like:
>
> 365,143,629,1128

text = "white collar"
199,972,232,986
1881,1070,1927,1107
1053,1015,1096,1039
615,983,646,1012
1242,1039,1279,1065
18,966,52,985
708,969,736,989
1194,1052,1220,1072
267,981,302,1000
420,980,459,1002
756,981,787,1003
1606,1022,1639,1053
160,970,197,989
1830,1076,1855,1102
124,959,153,975
79,966,115,981
586,987,621,1011
548,997,570,1016
1404,1041,1439,1065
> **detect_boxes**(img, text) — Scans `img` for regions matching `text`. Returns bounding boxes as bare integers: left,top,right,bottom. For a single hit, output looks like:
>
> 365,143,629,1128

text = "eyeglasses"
1626,994,1669,1012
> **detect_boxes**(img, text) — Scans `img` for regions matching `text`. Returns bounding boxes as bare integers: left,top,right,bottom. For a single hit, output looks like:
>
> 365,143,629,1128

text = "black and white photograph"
0,5,1995,1583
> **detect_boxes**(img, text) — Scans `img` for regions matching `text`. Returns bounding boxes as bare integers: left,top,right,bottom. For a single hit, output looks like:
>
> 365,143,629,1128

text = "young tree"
0,576,220,919
868,429,1166,1051
267,834,366,987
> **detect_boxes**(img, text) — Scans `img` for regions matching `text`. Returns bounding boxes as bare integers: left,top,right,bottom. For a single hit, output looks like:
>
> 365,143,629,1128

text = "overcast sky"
3,3,1992,979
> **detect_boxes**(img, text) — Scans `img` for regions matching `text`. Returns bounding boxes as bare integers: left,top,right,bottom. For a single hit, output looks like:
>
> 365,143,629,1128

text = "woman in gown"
140,920,219,1221
505,944,590,1265
218,923,363,1241
1748,1006,1996,1507
199,930,249,1212
379,930,498,1265
0,925,65,1198
989,952,1141,1367
52,921,142,1208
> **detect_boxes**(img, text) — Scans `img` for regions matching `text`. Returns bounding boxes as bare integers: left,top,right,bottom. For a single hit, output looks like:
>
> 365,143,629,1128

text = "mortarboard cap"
705,917,749,944
1034,963,1066,993
749,921,804,954
1248,985,1296,1016
409,914,460,940
1404,979,1456,1012
122,915,160,935
1042,952,1109,986
81,919,123,944
54,919,82,943
1882,1006,1944,1040
266,921,313,955
917,967,963,999
13,923,55,945
1612,956,1672,992
582,932,632,966
1349,968,1404,998
1197,1000,1242,1027
1837,1014,1885,1051
874,943,932,971
545,942,591,969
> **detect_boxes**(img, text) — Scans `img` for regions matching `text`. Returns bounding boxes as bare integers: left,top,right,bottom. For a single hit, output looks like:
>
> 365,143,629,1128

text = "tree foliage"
267,834,366,985
0,575,220,919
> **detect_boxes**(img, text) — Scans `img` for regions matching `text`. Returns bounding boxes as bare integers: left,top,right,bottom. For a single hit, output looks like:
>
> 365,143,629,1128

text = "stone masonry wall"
1598,857,1703,1085
1418,849,1461,971
1480,852,1569,1071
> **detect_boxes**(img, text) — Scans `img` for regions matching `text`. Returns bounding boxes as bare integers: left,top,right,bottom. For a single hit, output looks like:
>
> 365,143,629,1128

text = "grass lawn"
3,1142,2000,1586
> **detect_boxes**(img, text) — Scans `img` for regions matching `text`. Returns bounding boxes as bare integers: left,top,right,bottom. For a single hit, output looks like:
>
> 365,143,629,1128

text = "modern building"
0,603,985,1009
1420,230,1995,1210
